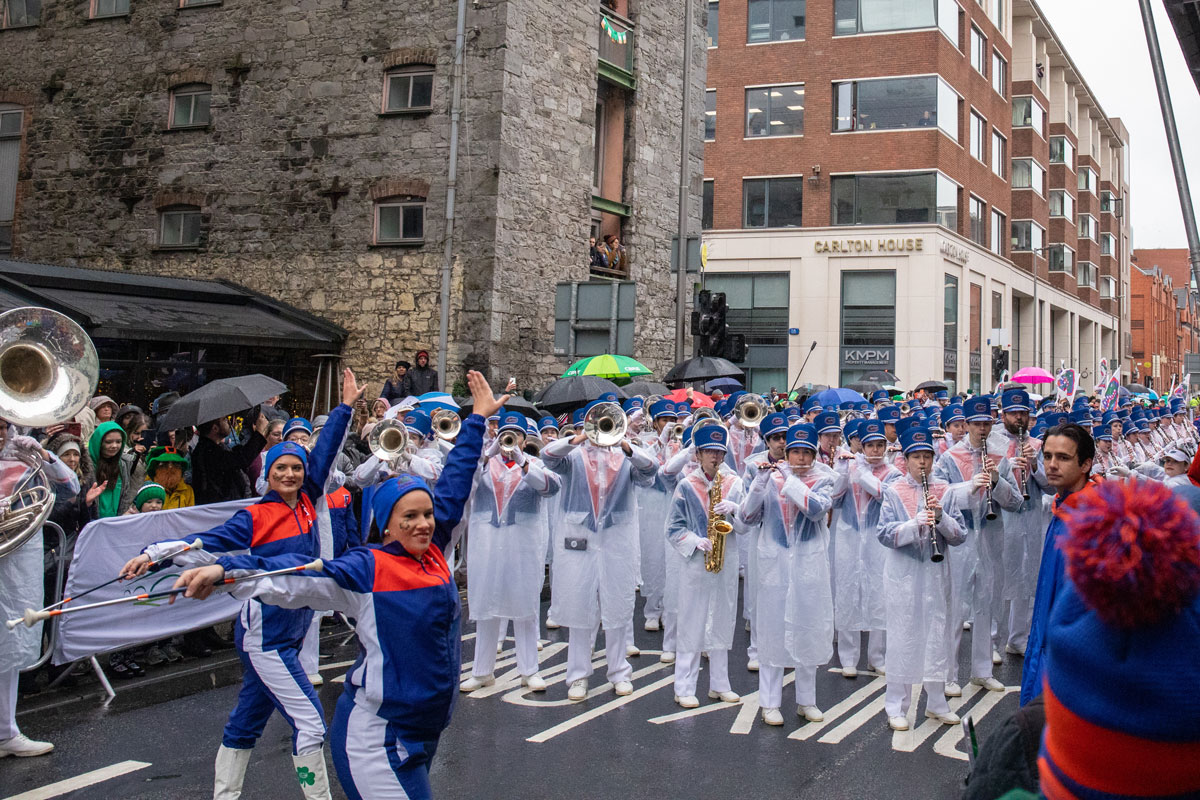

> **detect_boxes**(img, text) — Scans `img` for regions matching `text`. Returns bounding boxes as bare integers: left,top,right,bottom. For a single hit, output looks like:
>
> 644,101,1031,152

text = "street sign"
788,328,800,335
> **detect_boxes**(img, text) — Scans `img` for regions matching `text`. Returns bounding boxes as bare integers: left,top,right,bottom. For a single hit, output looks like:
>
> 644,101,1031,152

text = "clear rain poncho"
830,454,901,633
996,430,1053,603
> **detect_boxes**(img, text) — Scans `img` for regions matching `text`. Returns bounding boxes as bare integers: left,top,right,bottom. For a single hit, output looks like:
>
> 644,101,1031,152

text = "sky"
1038,0,1200,249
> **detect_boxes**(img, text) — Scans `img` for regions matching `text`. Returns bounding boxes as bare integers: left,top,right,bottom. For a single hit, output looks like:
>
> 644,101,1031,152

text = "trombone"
732,394,769,429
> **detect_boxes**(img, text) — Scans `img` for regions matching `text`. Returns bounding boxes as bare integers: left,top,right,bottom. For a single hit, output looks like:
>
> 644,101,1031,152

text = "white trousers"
299,615,322,677
1003,597,1033,650
837,629,886,670
566,625,632,685
473,617,539,678
758,663,818,709
949,613,995,683
673,650,730,697
1,669,19,740
662,611,677,653
746,621,757,662
885,681,950,718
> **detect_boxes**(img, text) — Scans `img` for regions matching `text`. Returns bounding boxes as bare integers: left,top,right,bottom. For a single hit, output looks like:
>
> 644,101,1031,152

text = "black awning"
1165,0,1200,94
0,259,347,349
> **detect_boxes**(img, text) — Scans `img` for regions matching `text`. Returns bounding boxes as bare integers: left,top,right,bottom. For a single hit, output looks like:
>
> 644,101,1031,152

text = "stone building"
0,0,705,396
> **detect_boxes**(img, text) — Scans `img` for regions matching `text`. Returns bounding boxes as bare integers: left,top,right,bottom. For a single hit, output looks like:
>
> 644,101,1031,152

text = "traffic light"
692,290,728,357
725,333,747,363
991,348,1009,383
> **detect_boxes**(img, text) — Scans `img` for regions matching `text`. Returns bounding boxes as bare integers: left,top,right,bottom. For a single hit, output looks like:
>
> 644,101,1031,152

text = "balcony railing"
599,7,635,86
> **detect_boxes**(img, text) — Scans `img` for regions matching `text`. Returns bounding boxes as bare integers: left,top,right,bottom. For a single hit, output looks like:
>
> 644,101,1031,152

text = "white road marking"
730,672,794,734
818,694,887,744
933,687,1018,761
318,659,357,672
524,670,677,744
3,760,152,800
788,677,886,741
464,643,568,698
892,683,982,752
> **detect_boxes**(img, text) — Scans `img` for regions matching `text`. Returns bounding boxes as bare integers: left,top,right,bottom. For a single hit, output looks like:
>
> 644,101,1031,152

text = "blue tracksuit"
220,414,483,799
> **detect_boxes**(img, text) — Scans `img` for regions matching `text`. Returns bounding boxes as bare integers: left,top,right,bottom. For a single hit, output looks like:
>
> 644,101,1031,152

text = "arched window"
169,83,211,129
382,65,433,113
0,103,23,252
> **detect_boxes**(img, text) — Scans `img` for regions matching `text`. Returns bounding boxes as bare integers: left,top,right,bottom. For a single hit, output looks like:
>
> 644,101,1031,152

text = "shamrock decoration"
296,766,316,786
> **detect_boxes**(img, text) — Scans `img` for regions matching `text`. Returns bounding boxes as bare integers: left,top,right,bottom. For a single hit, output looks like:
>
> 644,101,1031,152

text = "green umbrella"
562,354,652,381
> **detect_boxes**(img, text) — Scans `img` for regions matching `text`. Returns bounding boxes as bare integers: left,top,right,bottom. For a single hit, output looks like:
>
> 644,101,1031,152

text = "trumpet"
369,419,411,469
431,408,461,441
670,422,685,441
732,394,769,429
692,407,721,425
583,402,627,447
498,429,521,457
920,468,944,563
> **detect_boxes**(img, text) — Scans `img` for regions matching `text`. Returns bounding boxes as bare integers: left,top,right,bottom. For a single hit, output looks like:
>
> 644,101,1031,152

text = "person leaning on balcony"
600,234,626,274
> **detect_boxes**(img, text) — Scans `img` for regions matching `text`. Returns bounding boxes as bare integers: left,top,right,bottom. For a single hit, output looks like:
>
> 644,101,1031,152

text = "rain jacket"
87,421,128,518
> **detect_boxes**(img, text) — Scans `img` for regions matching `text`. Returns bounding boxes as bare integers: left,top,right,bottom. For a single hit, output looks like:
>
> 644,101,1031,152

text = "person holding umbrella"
192,411,269,505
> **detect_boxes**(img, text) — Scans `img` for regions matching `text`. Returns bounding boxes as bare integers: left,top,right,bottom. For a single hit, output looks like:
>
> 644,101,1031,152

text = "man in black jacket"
409,350,439,395
190,412,269,505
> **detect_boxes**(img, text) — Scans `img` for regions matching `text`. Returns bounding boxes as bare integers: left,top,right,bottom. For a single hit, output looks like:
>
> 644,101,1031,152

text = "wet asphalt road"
3,596,1023,800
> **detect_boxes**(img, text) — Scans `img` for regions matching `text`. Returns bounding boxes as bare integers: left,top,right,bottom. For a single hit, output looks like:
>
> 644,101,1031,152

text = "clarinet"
1018,426,1030,502
979,448,998,521
921,468,944,563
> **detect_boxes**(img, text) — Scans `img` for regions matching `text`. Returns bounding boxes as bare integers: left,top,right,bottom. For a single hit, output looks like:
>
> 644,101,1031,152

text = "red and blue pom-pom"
1058,480,1200,629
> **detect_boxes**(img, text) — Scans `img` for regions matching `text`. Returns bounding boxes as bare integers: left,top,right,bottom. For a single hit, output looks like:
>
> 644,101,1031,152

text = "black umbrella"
623,380,670,397
458,395,542,420
534,376,626,413
157,374,287,429
663,356,745,384
861,370,900,384
846,380,882,395
1124,383,1152,395
915,380,948,392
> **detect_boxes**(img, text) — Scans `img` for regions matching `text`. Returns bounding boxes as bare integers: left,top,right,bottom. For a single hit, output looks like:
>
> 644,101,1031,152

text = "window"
840,270,897,386
991,50,1007,97
158,206,202,248
743,177,803,228
1011,220,1043,252
1012,96,1045,136
1078,166,1096,194
944,273,959,388
90,0,129,18
704,272,790,392
703,180,714,229
969,111,986,161
1101,233,1115,256
835,0,940,36
992,290,1003,333
383,66,433,113
1011,158,1044,194
969,195,986,245
969,282,982,393
1049,190,1074,220
705,89,716,140
375,199,425,244
1078,213,1097,241
831,170,957,229
168,84,211,129
832,76,957,139
1077,261,1097,289
990,0,1005,31
990,208,1005,256
0,106,21,252
1100,190,1115,213
1049,136,1074,167
970,26,987,76
179,0,221,6
2,0,40,27
707,0,719,47
991,130,1006,178
748,0,805,43
1100,275,1117,299
938,0,961,46
745,84,804,137
1048,244,1074,274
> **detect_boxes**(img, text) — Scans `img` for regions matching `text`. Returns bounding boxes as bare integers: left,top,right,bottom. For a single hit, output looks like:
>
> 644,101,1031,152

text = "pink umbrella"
1011,367,1055,384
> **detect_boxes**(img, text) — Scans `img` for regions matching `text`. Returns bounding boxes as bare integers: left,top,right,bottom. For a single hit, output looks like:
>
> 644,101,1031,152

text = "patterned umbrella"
561,354,652,380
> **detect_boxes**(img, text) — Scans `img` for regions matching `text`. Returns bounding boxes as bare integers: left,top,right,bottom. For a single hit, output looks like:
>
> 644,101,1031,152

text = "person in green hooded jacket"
88,421,130,518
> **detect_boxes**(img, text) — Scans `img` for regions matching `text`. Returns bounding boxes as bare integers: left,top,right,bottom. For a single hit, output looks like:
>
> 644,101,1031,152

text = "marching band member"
741,423,836,726
172,370,499,800
121,369,363,800
1091,419,1117,476
636,400,679,634
724,393,762,476
939,404,968,456
876,427,967,730
540,403,657,701
934,396,1022,697
460,411,559,694
665,424,746,708
831,419,899,678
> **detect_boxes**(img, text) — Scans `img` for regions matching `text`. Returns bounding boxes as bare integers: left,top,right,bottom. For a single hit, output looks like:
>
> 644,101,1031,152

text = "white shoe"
944,682,963,697
567,679,588,701
870,664,886,676
675,694,700,708
744,619,751,632
292,748,333,800
626,645,641,657
537,640,544,651
613,680,633,696
963,621,972,631
0,734,54,758
708,689,741,703
992,649,1003,665
888,715,910,731
761,707,784,726
1005,643,1026,657
925,709,961,725
459,674,495,692
659,651,676,664
746,659,760,672
213,745,250,799
307,672,324,687
644,618,660,632
546,618,561,629
971,677,1005,692
841,666,858,679
522,674,547,692
496,641,503,653
798,705,825,722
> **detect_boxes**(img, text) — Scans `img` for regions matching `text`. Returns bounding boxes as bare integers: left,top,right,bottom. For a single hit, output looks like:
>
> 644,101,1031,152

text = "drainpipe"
438,0,468,390
674,0,695,362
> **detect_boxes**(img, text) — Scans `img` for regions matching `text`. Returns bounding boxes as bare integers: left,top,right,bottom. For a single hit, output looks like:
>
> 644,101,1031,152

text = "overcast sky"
1038,0,1200,249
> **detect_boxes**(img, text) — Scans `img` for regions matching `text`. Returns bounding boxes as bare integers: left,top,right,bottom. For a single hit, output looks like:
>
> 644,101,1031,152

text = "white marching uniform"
995,431,1052,653
877,473,967,719
635,432,676,628
741,462,836,711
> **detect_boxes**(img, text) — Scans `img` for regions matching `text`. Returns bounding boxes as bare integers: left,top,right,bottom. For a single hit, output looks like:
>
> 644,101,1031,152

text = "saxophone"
704,470,733,573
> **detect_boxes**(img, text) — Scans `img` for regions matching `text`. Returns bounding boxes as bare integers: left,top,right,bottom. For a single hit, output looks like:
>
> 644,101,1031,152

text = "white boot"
213,745,251,800
292,749,333,800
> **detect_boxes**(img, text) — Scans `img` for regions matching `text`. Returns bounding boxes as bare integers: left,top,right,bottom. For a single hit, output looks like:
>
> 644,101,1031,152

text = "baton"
39,538,206,616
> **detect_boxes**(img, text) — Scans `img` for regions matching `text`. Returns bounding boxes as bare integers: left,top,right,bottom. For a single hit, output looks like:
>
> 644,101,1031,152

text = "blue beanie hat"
265,441,308,474
371,474,434,534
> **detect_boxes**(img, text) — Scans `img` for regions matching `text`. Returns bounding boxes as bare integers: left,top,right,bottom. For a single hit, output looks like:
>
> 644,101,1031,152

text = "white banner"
53,499,255,665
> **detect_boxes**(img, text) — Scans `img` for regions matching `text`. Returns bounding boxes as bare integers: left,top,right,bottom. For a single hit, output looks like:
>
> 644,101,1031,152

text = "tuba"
431,408,461,441
369,419,411,470
732,394,769,429
704,469,733,573
583,401,626,447
0,307,99,559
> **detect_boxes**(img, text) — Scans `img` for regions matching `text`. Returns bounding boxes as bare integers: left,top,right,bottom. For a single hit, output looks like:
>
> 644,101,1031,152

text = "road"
2,598,1022,799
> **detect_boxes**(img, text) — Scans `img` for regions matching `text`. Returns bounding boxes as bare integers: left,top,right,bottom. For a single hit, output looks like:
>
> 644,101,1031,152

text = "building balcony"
599,7,635,89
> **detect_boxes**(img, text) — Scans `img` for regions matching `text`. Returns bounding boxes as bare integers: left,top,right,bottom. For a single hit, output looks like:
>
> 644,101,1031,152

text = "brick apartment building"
0,0,705,401
701,0,1131,394
1131,248,1200,390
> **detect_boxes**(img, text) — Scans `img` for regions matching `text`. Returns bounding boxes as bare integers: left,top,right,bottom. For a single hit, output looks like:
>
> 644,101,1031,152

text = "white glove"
1107,465,1131,478
629,409,644,425
10,435,40,453
483,436,501,458
658,425,672,445
713,499,738,516
512,447,527,467
695,537,714,553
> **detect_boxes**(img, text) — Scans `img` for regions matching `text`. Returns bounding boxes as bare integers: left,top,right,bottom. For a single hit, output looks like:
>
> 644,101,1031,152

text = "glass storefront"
839,270,896,385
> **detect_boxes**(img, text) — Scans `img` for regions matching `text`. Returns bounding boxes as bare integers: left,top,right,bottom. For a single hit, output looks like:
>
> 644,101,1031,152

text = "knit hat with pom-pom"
1038,479,1200,799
